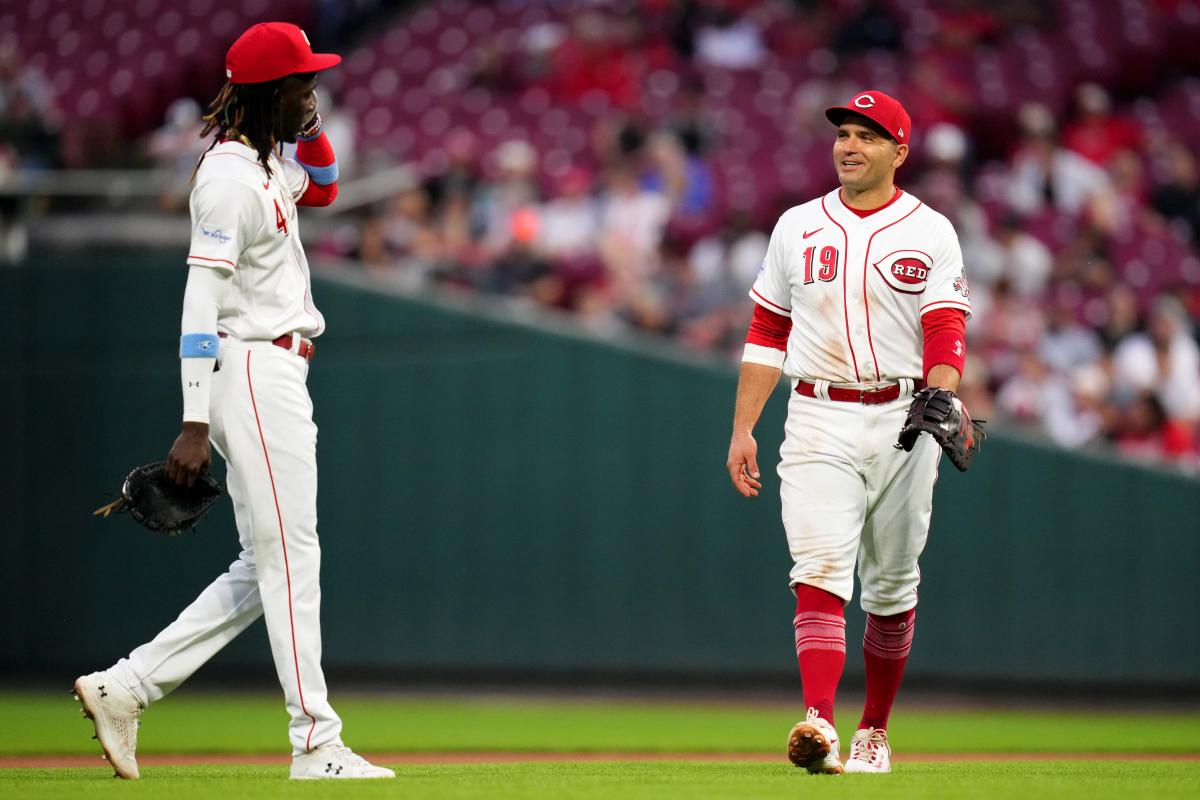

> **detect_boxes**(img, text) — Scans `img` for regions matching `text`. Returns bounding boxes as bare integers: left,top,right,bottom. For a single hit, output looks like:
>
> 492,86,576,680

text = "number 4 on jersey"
274,198,289,236
802,245,839,284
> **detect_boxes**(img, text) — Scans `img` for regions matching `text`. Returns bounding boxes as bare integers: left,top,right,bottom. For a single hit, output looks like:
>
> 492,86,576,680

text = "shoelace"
853,729,888,764
327,746,371,767
803,707,838,750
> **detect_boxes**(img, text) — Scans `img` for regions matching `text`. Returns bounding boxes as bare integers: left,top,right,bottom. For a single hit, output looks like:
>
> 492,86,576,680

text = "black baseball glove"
93,461,223,535
896,387,987,472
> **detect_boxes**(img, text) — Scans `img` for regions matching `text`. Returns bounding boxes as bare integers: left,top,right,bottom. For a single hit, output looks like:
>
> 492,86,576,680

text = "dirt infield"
7,751,1200,769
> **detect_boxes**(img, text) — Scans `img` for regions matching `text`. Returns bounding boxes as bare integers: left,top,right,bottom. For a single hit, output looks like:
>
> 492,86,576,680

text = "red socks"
792,585,846,725
859,608,916,731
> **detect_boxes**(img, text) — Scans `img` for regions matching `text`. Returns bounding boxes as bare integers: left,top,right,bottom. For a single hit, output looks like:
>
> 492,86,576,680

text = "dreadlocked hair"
191,79,284,184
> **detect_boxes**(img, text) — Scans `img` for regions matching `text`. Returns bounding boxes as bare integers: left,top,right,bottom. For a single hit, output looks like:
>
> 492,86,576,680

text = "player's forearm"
179,266,231,424
925,363,960,393
732,361,782,434
295,118,339,207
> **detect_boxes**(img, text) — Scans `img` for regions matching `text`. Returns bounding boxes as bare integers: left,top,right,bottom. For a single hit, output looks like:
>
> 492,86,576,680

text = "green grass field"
7,763,1200,800
4,691,1199,798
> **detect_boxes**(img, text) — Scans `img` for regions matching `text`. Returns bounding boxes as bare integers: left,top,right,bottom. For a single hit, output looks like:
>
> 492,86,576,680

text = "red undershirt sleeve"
743,303,792,368
921,308,967,380
295,131,338,207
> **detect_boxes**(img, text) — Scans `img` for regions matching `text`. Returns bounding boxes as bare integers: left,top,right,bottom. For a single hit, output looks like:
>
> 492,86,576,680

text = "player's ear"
892,142,909,170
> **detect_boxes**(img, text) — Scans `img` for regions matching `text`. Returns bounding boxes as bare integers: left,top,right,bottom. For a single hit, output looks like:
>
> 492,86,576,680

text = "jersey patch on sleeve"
198,224,233,245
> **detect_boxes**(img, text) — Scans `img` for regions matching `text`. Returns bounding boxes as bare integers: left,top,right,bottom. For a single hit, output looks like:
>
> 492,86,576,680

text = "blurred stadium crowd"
4,0,1200,471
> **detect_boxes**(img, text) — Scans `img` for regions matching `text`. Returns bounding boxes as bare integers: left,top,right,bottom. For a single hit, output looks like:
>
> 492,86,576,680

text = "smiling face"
278,72,318,143
832,116,908,195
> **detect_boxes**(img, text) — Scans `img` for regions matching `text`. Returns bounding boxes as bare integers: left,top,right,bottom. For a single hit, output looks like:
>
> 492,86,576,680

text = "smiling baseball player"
726,90,973,774
73,23,393,780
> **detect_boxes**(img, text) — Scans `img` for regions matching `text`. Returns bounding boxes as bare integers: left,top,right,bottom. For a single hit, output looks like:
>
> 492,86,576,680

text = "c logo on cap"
854,94,876,108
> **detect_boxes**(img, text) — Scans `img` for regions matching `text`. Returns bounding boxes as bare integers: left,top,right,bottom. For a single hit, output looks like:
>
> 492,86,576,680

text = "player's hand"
166,422,212,487
727,430,762,498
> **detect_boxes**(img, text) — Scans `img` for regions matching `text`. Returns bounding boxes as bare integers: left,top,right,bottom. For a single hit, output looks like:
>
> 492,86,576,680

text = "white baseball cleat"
844,727,892,773
787,707,844,774
73,671,142,779
290,744,396,779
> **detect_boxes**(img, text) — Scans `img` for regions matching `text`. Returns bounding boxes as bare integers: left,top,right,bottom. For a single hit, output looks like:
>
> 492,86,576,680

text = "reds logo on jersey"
874,250,932,295
954,273,970,298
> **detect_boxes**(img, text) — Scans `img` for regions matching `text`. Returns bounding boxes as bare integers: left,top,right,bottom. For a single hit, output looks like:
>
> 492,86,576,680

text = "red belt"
218,332,315,363
794,379,922,405
272,333,315,362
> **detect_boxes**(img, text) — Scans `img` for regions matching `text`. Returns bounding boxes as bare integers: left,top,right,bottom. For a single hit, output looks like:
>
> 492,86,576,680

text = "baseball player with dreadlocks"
73,23,394,780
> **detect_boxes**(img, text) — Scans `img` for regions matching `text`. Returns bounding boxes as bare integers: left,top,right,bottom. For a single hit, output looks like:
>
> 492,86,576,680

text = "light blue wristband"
299,160,338,185
180,333,219,358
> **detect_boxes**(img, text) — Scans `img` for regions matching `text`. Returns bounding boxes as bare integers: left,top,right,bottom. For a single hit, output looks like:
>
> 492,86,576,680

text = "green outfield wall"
3,252,1197,687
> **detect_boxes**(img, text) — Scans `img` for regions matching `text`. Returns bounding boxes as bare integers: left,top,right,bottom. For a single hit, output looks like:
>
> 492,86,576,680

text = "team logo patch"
874,249,932,295
954,273,970,298
200,225,232,244
854,94,876,108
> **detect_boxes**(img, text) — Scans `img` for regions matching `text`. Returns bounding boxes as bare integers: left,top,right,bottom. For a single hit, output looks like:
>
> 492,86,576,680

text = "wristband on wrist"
297,113,323,141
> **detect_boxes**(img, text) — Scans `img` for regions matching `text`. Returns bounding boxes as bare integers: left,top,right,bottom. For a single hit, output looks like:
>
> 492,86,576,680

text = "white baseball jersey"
749,188,971,383
186,141,325,340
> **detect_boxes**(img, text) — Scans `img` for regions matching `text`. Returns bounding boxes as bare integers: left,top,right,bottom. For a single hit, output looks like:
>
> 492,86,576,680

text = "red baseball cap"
825,90,912,146
225,22,341,85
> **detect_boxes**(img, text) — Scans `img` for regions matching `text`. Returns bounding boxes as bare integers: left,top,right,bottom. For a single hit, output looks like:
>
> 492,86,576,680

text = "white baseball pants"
778,388,941,616
108,340,341,754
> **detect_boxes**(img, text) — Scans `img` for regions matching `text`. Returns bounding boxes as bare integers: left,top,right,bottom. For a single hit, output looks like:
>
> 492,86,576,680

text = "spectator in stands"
478,139,541,257
1006,103,1112,218
1096,284,1142,351
425,130,482,220
971,278,1047,383
1112,295,1200,424
537,167,600,265
1091,148,1153,238
990,214,1054,297
357,185,441,287
694,2,767,69
585,159,673,330
1151,143,1200,241
674,210,768,350
145,98,207,212
535,166,603,307
483,206,556,301
549,13,639,110
1039,299,1104,375
994,348,1067,428
688,208,769,302
903,55,972,130
666,79,719,160
1114,391,1197,463
1062,83,1143,166
641,129,717,233
1043,362,1113,449
598,159,672,287
0,43,59,169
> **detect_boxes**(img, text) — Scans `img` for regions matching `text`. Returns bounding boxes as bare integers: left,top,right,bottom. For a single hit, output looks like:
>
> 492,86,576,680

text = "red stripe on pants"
246,350,317,750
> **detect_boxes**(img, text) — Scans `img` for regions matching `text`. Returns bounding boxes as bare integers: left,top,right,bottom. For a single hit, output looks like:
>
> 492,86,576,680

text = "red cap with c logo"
225,22,341,85
825,90,912,145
